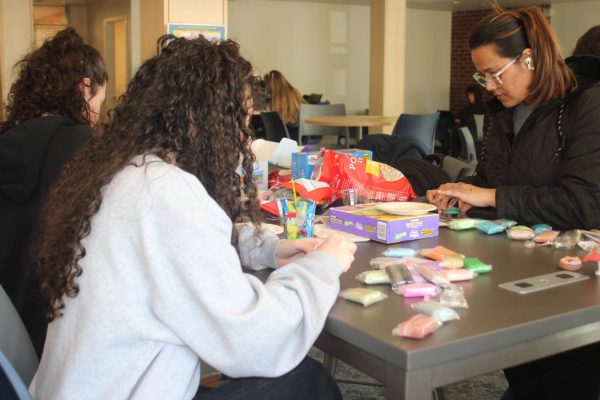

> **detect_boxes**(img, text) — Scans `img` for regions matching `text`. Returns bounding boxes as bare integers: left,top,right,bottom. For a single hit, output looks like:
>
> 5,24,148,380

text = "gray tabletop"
317,229,600,398
248,227,600,399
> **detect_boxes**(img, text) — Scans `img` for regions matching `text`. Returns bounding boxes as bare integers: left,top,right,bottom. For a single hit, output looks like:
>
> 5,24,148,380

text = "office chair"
392,112,440,155
0,351,33,400
260,111,291,142
458,126,477,165
442,155,476,181
298,103,349,146
0,284,39,387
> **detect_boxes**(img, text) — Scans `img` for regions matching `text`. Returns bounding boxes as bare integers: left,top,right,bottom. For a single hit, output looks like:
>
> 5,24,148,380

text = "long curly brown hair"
0,27,107,133
36,36,261,320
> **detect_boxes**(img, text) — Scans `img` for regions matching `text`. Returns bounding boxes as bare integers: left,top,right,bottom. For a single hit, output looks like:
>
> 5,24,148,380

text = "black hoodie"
0,116,92,356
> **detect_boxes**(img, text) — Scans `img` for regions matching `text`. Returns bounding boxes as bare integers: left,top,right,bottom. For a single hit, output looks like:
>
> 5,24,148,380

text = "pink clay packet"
397,283,438,297
392,314,442,339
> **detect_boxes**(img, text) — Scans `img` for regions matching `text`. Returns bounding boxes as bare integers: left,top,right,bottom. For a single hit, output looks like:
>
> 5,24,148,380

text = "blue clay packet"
443,207,460,215
532,223,552,234
476,220,505,235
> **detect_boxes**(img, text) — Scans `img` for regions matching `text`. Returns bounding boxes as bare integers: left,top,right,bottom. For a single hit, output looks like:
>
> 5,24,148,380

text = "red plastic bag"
316,149,416,203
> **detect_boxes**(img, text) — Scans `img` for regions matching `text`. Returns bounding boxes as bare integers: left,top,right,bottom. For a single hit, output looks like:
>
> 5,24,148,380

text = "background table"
252,227,600,399
304,115,397,142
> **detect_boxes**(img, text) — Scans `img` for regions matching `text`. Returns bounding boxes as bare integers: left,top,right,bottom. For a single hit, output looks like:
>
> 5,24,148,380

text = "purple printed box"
329,204,439,244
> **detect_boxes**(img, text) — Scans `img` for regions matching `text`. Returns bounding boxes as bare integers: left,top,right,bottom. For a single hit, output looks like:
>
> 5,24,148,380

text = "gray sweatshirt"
31,155,342,399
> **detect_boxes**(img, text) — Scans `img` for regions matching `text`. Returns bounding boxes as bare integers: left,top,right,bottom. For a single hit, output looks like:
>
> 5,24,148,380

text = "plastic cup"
277,199,317,239
342,189,360,206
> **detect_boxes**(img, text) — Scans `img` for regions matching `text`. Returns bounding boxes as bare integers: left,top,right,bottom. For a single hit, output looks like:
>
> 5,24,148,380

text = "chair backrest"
260,111,290,142
298,103,348,145
442,156,476,181
0,285,38,386
392,112,440,155
0,351,33,400
473,114,485,141
458,126,477,165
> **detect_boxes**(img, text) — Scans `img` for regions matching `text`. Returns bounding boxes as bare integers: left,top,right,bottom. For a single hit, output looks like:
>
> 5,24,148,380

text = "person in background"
454,84,487,127
566,25,600,86
262,70,305,140
0,27,107,357
428,5,599,399
30,36,355,400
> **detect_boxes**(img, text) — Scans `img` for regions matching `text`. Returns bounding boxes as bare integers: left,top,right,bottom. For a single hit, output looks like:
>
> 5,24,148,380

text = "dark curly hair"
0,27,107,133
36,36,260,320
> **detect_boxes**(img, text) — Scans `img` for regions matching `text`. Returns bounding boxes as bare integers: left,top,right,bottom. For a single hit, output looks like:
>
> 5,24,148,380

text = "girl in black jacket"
0,28,107,357
427,6,600,231
428,5,600,400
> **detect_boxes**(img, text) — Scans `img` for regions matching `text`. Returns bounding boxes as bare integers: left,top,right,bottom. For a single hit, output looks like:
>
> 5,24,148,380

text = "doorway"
104,16,128,115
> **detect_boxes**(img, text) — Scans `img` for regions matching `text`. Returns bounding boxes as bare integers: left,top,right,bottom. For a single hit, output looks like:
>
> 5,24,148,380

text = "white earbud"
525,57,534,70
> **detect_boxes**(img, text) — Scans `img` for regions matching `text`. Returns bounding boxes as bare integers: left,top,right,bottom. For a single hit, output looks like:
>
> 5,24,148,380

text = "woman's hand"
437,183,496,208
275,238,323,267
426,189,458,211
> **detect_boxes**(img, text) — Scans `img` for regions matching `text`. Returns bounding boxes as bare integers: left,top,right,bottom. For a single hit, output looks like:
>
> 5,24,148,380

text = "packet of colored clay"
554,230,581,250
533,230,559,244
391,314,442,339
401,256,442,270
411,300,460,322
396,283,438,297
355,270,391,285
448,218,477,230
369,257,402,270
339,288,388,307
417,265,452,288
507,226,535,240
419,246,462,261
438,284,469,309
441,268,477,282
382,247,417,258
386,263,414,290
463,258,492,274
476,220,505,235
439,254,464,269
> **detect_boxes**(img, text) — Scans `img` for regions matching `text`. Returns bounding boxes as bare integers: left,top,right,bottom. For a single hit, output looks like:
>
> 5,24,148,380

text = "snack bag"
316,149,416,204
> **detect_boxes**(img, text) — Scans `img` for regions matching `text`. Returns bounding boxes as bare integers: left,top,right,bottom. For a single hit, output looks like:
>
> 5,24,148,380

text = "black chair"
392,112,440,155
434,110,453,155
260,111,291,142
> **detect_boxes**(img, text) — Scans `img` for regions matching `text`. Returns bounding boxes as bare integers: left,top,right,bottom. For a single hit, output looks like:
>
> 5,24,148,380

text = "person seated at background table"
0,27,107,357
566,25,600,87
30,35,356,400
428,5,599,399
262,69,306,140
427,5,600,231
454,84,487,128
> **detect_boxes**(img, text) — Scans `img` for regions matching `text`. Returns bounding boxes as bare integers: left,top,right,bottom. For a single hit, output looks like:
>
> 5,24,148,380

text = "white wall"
404,7,451,114
551,1,600,56
228,0,370,115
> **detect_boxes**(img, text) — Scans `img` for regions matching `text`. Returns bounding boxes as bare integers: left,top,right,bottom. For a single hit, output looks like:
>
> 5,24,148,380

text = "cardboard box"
291,149,372,180
329,204,439,244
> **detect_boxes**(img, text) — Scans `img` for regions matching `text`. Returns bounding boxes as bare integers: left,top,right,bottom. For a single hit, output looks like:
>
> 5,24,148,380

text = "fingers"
318,233,357,273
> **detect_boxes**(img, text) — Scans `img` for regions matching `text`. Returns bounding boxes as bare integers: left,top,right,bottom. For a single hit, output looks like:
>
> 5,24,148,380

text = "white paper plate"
313,224,370,242
375,202,437,216
236,222,284,235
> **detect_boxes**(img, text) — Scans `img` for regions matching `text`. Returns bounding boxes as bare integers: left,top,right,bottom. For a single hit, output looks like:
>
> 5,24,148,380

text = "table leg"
385,364,433,400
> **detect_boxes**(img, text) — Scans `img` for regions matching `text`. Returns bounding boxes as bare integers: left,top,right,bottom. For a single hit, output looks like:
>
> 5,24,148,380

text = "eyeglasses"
472,55,520,88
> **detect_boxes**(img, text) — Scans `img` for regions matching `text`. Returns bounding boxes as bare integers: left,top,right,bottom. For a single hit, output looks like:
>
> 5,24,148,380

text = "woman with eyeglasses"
429,5,600,400
427,5,600,232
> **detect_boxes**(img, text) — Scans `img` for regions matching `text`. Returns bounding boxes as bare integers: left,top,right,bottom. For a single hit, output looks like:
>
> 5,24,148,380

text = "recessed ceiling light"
453,0,462,4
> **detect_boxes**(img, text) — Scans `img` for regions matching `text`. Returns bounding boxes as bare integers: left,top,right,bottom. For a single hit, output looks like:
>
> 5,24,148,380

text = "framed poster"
167,23,226,42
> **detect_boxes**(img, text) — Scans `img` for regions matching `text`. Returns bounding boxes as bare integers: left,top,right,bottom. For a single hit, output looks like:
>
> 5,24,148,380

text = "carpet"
310,348,509,399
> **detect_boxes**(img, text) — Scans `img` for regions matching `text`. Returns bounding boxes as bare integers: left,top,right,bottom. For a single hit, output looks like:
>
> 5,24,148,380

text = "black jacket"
462,55,600,229
0,116,91,356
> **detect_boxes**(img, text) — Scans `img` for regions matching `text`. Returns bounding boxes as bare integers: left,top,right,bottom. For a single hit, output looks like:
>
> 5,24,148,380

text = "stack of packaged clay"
339,245,492,339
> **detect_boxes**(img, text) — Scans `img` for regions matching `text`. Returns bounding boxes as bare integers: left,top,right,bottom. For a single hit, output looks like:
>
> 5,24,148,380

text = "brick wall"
450,9,493,116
